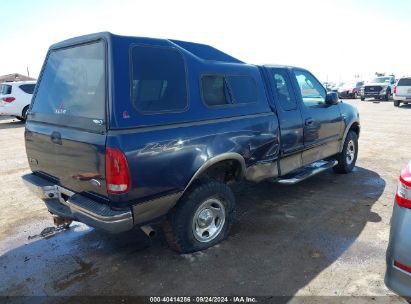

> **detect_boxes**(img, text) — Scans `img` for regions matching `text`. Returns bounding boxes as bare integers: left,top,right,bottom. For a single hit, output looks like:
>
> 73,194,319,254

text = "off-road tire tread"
163,179,235,253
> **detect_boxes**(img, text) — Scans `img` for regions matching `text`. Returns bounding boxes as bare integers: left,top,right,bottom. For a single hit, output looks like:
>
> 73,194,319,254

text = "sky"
1,0,410,83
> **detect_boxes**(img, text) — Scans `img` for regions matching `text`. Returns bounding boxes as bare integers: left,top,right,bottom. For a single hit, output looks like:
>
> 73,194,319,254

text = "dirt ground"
0,100,410,302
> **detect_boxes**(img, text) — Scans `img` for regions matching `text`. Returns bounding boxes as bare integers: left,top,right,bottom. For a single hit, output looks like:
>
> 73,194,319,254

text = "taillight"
394,260,411,274
393,85,397,94
395,163,411,209
3,97,15,103
105,147,131,194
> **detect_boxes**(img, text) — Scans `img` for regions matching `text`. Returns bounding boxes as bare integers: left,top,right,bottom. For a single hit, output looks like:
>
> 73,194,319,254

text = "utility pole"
27,66,30,77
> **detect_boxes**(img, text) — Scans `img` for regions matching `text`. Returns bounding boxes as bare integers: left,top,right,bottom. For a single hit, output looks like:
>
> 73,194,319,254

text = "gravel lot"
0,100,410,302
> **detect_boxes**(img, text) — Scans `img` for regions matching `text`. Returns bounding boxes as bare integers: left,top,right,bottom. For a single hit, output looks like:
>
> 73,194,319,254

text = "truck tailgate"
25,121,107,196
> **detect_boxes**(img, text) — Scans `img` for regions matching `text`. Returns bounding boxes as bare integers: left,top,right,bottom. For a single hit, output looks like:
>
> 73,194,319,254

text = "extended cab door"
265,67,304,175
291,69,343,165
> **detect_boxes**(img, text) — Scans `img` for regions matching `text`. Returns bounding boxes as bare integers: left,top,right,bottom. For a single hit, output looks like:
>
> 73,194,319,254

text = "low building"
0,73,36,83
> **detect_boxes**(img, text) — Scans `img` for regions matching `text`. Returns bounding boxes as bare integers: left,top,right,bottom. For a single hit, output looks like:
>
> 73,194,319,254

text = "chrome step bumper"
22,173,133,233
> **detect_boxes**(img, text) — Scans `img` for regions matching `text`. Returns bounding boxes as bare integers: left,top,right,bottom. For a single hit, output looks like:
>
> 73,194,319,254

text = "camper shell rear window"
398,78,411,86
30,40,106,132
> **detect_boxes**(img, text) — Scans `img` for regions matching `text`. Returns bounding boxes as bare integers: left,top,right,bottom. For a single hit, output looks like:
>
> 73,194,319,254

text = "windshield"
31,40,106,125
371,77,391,83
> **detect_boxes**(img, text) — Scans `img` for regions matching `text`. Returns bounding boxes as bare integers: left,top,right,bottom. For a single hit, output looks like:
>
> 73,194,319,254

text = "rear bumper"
385,258,411,298
385,203,411,297
393,95,411,101
22,173,134,233
0,104,21,117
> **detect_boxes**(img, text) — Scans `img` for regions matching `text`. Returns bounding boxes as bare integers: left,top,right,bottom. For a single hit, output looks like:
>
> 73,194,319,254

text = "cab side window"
294,70,326,107
271,69,296,111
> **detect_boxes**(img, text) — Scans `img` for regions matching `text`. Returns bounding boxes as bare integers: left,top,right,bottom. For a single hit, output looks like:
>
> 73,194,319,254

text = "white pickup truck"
393,77,411,107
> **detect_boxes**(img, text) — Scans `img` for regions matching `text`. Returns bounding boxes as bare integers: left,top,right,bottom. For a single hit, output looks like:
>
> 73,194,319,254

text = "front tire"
333,131,358,174
163,179,235,253
385,89,391,101
361,97,365,101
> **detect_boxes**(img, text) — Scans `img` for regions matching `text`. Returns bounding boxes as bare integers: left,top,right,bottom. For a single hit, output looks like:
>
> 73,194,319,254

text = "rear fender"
184,152,246,192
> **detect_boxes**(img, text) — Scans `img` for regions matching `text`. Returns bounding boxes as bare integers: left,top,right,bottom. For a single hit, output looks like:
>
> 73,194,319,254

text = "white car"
394,77,411,107
0,81,36,121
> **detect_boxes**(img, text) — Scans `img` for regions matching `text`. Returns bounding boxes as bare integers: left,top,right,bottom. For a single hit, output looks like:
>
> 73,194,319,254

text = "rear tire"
360,97,365,101
394,100,400,107
333,131,358,174
16,106,29,122
163,179,235,253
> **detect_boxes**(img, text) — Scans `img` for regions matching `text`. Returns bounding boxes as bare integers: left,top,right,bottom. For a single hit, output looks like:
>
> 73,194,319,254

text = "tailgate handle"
51,131,62,145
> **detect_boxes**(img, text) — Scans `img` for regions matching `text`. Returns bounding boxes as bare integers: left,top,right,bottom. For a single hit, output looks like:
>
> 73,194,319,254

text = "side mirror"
325,91,339,105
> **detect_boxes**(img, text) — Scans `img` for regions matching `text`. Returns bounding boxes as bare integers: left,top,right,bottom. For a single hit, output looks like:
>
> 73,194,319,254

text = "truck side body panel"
106,35,281,207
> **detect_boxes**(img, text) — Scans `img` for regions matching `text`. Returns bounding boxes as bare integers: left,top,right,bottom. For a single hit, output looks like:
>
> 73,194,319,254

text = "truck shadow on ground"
398,104,411,109
0,166,385,297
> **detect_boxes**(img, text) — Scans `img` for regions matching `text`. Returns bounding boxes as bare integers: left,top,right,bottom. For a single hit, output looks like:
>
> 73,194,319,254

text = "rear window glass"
31,41,105,122
201,74,257,107
131,46,188,113
0,84,12,95
19,84,35,94
398,78,411,86
271,69,297,111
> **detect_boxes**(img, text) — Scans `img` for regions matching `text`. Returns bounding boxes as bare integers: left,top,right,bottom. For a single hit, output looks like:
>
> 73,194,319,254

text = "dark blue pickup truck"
22,32,360,253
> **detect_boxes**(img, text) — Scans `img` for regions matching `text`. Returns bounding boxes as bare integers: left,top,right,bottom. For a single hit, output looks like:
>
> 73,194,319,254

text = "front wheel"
361,97,365,101
163,179,235,253
385,90,391,101
333,131,358,174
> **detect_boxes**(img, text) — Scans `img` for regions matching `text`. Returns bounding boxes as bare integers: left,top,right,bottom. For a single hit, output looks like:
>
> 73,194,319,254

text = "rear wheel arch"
184,153,246,191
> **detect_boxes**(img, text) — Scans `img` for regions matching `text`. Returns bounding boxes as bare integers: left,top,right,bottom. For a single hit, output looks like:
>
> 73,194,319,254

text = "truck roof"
50,32,305,70
262,64,304,70
50,32,244,64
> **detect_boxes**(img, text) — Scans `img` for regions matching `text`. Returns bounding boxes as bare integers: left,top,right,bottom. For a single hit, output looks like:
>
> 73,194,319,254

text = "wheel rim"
346,140,356,165
192,198,226,243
